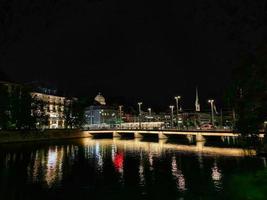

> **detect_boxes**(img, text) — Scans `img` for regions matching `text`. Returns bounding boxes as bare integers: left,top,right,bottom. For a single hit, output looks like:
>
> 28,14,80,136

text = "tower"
195,87,200,112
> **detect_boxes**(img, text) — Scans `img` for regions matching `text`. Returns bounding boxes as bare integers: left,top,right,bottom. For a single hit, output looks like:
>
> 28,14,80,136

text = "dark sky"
1,0,267,110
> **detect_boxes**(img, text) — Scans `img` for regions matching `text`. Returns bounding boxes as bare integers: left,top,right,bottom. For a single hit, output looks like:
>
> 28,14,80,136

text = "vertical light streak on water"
95,142,103,172
112,143,124,184
198,153,204,169
262,157,267,168
32,150,41,182
139,151,145,187
211,160,223,191
148,151,154,172
171,156,186,192
45,146,64,188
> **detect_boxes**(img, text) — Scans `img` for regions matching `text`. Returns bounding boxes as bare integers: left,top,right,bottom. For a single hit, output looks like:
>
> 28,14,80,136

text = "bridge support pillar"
186,135,194,143
113,131,121,138
134,132,143,138
196,133,205,142
158,132,168,140
159,139,167,146
196,141,205,150
83,131,93,137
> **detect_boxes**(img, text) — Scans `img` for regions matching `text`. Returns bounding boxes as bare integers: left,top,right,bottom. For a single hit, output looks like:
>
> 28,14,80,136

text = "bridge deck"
85,129,241,137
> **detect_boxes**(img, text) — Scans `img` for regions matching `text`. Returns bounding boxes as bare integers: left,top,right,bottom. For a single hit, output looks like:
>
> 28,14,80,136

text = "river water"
0,137,266,200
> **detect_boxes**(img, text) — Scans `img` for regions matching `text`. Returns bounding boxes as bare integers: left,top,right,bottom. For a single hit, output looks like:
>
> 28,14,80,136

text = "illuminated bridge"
81,129,260,142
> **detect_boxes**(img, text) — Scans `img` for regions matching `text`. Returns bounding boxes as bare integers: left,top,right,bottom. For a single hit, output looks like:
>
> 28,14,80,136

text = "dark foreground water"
0,138,266,200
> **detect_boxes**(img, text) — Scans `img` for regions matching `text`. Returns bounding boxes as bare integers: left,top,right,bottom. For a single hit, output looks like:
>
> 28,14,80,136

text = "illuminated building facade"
31,90,73,129
84,93,118,129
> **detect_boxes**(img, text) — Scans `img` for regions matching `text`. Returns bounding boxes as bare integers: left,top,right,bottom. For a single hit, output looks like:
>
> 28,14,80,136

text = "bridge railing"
83,126,233,132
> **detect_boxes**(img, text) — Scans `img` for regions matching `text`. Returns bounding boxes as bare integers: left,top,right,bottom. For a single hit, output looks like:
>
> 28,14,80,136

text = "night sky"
1,0,267,110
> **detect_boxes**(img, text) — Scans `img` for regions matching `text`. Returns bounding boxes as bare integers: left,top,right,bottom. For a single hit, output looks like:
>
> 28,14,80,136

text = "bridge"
82,129,248,142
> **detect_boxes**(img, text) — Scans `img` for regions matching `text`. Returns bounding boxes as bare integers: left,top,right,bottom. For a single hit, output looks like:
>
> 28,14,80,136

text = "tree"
229,49,267,135
31,96,49,129
71,99,86,128
63,98,86,129
9,86,35,130
0,83,10,129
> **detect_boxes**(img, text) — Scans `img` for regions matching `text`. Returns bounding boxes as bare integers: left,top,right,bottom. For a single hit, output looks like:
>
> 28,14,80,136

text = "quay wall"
0,130,92,144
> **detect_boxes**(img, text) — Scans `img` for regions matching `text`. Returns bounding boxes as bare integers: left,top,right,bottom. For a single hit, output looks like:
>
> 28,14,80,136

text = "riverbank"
0,129,92,144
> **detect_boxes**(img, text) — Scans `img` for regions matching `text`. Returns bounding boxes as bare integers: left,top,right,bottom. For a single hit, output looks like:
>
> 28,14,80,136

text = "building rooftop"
94,93,106,105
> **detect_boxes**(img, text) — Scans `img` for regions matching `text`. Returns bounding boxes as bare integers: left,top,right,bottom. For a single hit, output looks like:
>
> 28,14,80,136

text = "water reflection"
27,146,64,187
139,151,145,187
211,161,222,191
0,138,265,200
171,156,186,192
95,142,104,172
262,157,267,168
148,152,154,171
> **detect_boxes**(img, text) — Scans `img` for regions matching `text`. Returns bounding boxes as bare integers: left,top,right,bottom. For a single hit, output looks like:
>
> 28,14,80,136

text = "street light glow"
208,99,215,126
174,96,181,100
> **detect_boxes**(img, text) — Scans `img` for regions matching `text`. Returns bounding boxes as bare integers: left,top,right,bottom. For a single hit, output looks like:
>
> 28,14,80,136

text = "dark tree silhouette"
0,83,10,129
63,97,86,129
230,48,267,135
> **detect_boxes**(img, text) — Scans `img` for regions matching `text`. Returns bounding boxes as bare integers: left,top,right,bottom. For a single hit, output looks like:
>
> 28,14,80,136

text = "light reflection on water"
172,156,186,192
211,161,222,191
27,146,64,187
0,138,266,200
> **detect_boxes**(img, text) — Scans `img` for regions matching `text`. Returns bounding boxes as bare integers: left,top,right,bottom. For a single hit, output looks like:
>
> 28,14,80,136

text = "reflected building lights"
114,152,124,174
262,157,267,168
1,136,265,198
32,150,41,181
139,152,145,186
45,147,64,187
111,143,124,183
171,156,186,192
27,146,64,188
148,152,154,171
95,143,103,172
198,153,204,169
211,161,222,191
4,153,11,168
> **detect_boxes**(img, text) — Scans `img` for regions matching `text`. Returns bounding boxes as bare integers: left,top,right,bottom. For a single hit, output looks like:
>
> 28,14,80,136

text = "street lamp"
147,108,152,121
174,96,181,129
119,105,123,128
208,99,215,126
148,108,152,116
169,105,174,129
138,102,143,129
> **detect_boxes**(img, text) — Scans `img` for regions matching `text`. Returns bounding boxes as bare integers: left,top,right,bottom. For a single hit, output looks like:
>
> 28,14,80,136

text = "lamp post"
148,108,152,116
138,102,143,129
119,105,123,128
169,105,174,129
174,96,181,129
148,108,152,122
208,99,215,126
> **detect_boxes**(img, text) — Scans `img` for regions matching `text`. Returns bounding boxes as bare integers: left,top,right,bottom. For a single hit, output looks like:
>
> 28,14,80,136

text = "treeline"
228,48,267,135
0,83,86,130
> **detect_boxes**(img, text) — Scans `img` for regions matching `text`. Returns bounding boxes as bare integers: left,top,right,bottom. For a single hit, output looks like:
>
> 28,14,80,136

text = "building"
84,93,118,129
31,86,75,129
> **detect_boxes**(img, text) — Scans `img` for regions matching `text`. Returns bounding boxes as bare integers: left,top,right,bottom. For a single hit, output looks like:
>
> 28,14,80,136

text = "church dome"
94,93,106,105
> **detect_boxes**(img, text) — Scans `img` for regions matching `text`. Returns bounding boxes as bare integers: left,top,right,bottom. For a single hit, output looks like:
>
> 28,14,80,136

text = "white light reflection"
139,152,145,186
95,143,103,172
171,156,186,192
211,161,222,191
262,157,267,168
45,147,64,187
198,153,204,169
148,152,154,171
27,146,64,188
